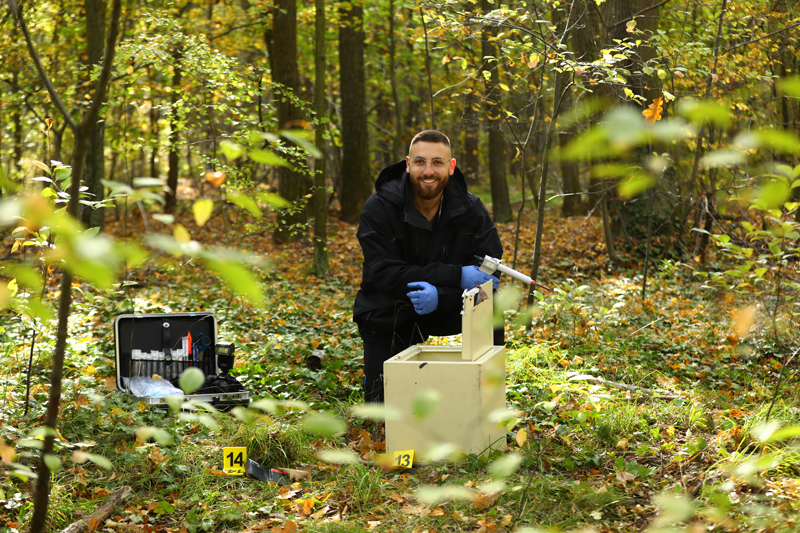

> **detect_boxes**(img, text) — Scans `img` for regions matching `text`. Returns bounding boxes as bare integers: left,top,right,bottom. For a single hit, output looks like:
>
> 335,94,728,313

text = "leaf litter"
1,205,799,531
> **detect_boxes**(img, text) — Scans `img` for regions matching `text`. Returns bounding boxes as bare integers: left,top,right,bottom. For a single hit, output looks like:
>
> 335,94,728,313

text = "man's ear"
406,156,411,173
449,158,456,175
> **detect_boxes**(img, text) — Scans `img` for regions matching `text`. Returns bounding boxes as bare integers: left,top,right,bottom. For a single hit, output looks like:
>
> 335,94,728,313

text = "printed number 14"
227,451,244,467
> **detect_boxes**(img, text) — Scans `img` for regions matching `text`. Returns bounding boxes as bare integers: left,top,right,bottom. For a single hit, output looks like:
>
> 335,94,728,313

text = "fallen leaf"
616,471,635,483
616,437,629,450
400,504,430,517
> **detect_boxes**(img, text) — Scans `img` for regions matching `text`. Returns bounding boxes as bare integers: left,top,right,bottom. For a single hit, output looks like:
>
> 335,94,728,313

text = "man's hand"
461,265,499,290
406,282,439,315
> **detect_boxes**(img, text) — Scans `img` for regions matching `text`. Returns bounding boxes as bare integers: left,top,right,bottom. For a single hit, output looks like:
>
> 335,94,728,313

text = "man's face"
406,141,456,201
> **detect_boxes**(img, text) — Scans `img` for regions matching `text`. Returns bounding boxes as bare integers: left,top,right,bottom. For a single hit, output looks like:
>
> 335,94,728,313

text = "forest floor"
1,200,800,533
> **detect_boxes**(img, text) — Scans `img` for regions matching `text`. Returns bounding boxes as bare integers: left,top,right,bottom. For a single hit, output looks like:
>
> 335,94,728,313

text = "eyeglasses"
409,157,452,170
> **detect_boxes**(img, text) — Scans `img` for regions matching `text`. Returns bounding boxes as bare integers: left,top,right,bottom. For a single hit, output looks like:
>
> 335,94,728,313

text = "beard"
410,172,449,200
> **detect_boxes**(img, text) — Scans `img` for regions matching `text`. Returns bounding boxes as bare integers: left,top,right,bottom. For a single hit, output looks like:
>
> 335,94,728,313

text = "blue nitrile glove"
406,282,439,315
461,265,499,290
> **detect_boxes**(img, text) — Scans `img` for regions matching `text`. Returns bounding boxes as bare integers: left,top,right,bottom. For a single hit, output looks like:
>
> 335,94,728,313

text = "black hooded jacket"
353,161,503,340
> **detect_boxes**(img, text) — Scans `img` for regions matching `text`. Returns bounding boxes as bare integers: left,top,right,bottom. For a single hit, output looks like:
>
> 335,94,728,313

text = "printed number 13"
395,453,411,468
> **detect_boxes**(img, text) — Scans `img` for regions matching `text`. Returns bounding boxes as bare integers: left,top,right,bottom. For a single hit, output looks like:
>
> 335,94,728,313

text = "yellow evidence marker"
223,447,247,475
392,449,415,469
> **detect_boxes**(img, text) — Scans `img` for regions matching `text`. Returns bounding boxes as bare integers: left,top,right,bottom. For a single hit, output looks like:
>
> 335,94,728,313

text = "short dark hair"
409,130,451,150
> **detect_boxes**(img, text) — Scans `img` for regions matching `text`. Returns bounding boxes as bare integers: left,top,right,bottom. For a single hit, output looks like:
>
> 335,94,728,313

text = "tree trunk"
461,89,480,187
16,0,123,523
481,0,512,223
81,0,107,230
269,0,309,243
313,0,328,277
165,47,183,213
388,0,403,161
339,0,372,223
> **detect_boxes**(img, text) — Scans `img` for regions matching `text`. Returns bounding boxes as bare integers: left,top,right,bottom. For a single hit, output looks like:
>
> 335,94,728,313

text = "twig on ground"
60,486,132,533
568,374,678,400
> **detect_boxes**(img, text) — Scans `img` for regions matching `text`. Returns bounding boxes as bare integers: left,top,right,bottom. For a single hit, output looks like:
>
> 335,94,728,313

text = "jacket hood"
374,160,471,209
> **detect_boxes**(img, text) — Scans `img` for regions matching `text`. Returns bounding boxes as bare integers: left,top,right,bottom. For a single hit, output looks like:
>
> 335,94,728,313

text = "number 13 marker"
392,450,415,469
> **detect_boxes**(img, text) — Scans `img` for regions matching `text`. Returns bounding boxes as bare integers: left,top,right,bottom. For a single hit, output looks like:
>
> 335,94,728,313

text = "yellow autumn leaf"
193,199,214,227
733,305,757,338
173,224,191,244
516,427,528,447
205,171,227,187
138,401,147,412
85,365,97,375
642,97,663,125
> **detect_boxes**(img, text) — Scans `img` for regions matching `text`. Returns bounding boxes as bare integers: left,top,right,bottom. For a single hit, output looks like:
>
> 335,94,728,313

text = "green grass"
2,254,800,532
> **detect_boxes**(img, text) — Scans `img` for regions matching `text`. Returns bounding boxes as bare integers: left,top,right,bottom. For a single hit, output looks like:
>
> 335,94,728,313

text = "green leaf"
351,403,402,421
755,129,800,155
756,180,790,209
135,427,175,446
766,424,800,443
256,191,289,208
499,83,509,92
701,149,745,168
102,180,134,196
487,453,522,479
132,177,166,188
84,453,113,470
193,199,214,227
250,398,279,413
179,367,206,394
411,389,441,421
318,449,360,464
618,173,656,200
778,76,800,98
152,214,175,225
43,454,62,473
5,266,43,292
281,129,322,159
678,99,731,127
204,256,265,308
220,140,245,161
152,501,175,514
31,160,51,175
227,192,262,218
249,150,290,167
752,421,781,443
652,492,693,526
230,407,255,425
301,412,347,436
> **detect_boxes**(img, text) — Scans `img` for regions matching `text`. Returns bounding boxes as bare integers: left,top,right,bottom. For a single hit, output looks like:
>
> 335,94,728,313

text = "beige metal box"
384,280,506,457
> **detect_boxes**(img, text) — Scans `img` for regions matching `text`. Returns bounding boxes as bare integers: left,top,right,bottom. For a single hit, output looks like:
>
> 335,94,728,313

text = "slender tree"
8,0,123,528
81,0,108,229
267,0,308,243
312,0,328,276
480,0,512,223
339,0,372,223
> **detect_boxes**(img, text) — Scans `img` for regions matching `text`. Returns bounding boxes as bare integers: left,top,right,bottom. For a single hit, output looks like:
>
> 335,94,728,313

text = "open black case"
113,312,250,410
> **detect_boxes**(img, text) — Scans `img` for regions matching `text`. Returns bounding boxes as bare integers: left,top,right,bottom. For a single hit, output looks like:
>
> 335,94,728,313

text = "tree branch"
722,21,800,56
607,0,673,29
7,0,77,130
